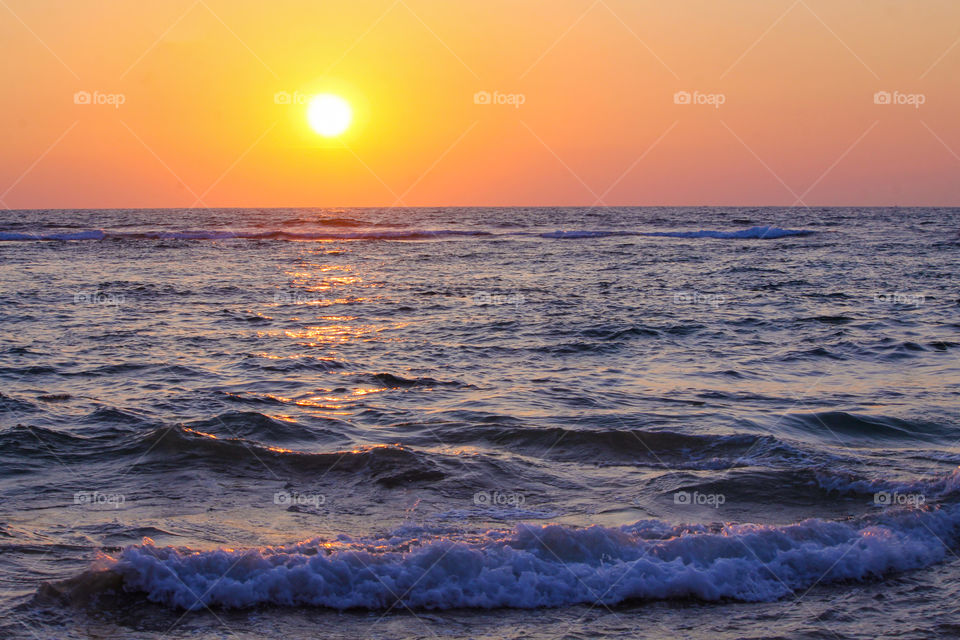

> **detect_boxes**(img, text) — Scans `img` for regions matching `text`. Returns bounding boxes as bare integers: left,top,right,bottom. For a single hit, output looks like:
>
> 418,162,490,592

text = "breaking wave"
51,473,960,610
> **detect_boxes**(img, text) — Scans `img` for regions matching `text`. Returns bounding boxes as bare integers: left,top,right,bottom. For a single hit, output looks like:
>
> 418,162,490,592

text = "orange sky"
2,0,959,208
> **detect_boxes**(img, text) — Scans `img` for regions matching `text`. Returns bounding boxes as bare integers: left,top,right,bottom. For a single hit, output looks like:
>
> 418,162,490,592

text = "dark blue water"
1,207,959,639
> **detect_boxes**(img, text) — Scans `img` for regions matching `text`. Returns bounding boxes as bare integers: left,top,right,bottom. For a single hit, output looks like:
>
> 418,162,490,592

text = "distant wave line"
0,225,815,242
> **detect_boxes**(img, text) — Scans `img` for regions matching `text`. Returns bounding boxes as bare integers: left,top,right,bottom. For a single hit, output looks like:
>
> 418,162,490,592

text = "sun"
307,94,352,137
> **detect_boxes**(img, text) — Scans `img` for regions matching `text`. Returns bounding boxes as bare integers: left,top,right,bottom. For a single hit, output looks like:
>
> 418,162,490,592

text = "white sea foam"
540,226,813,239
817,466,960,497
642,225,814,239
104,499,960,610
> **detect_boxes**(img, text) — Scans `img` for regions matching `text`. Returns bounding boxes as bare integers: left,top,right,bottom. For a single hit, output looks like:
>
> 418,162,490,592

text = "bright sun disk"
307,94,352,137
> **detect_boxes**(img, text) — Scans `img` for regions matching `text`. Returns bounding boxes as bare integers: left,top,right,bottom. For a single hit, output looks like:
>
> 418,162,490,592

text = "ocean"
1,207,959,639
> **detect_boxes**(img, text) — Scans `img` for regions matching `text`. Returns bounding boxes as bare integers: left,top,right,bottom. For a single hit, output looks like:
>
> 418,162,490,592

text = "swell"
182,411,352,444
355,372,478,389
49,475,960,611
435,425,813,469
3,413,950,476
0,424,442,486
640,225,814,239
0,422,852,476
139,427,444,485
540,225,813,239
676,466,960,505
0,229,489,242
279,216,366,227
779,411,954,444
0,225,814,242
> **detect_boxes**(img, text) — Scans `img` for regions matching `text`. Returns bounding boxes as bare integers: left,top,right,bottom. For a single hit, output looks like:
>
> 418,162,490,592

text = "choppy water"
1,207,959,639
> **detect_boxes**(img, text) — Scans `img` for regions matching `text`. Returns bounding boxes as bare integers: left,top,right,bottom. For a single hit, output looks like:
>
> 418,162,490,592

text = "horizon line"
3,204,957,212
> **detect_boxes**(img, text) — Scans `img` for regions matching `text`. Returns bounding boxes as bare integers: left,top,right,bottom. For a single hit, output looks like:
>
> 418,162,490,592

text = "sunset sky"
2,0,959,208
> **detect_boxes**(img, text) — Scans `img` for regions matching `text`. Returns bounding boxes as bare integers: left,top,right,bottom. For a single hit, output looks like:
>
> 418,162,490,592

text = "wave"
137,427,444,486
0,425,443,485
0,392,37,413
678,466,960,506
539,230,639,239
641,225,814,239
240,355,348,374
182,411,350,445
816,468,960,497
0,226,814,243
440,426,813,469
0,229,490,242
0,425,93,464
780,411,953,444
280,217,365,227
579,325,660,340
799,315,855,325
358,372,477,389
55,480,960,610
135,229,491,241
540,226,813,240
0,421,824,480
0,230,106,241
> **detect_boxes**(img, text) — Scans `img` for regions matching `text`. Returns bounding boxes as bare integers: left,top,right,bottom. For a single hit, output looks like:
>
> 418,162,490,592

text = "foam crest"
642,225,814,239
92,500,959,610
817,466,960,497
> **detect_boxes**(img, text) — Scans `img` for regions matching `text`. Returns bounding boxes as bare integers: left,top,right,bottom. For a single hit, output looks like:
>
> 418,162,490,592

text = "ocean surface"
1,207,959,639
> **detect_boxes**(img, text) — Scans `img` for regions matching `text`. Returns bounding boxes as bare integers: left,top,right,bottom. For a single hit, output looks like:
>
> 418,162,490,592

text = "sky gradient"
2,0,959,208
